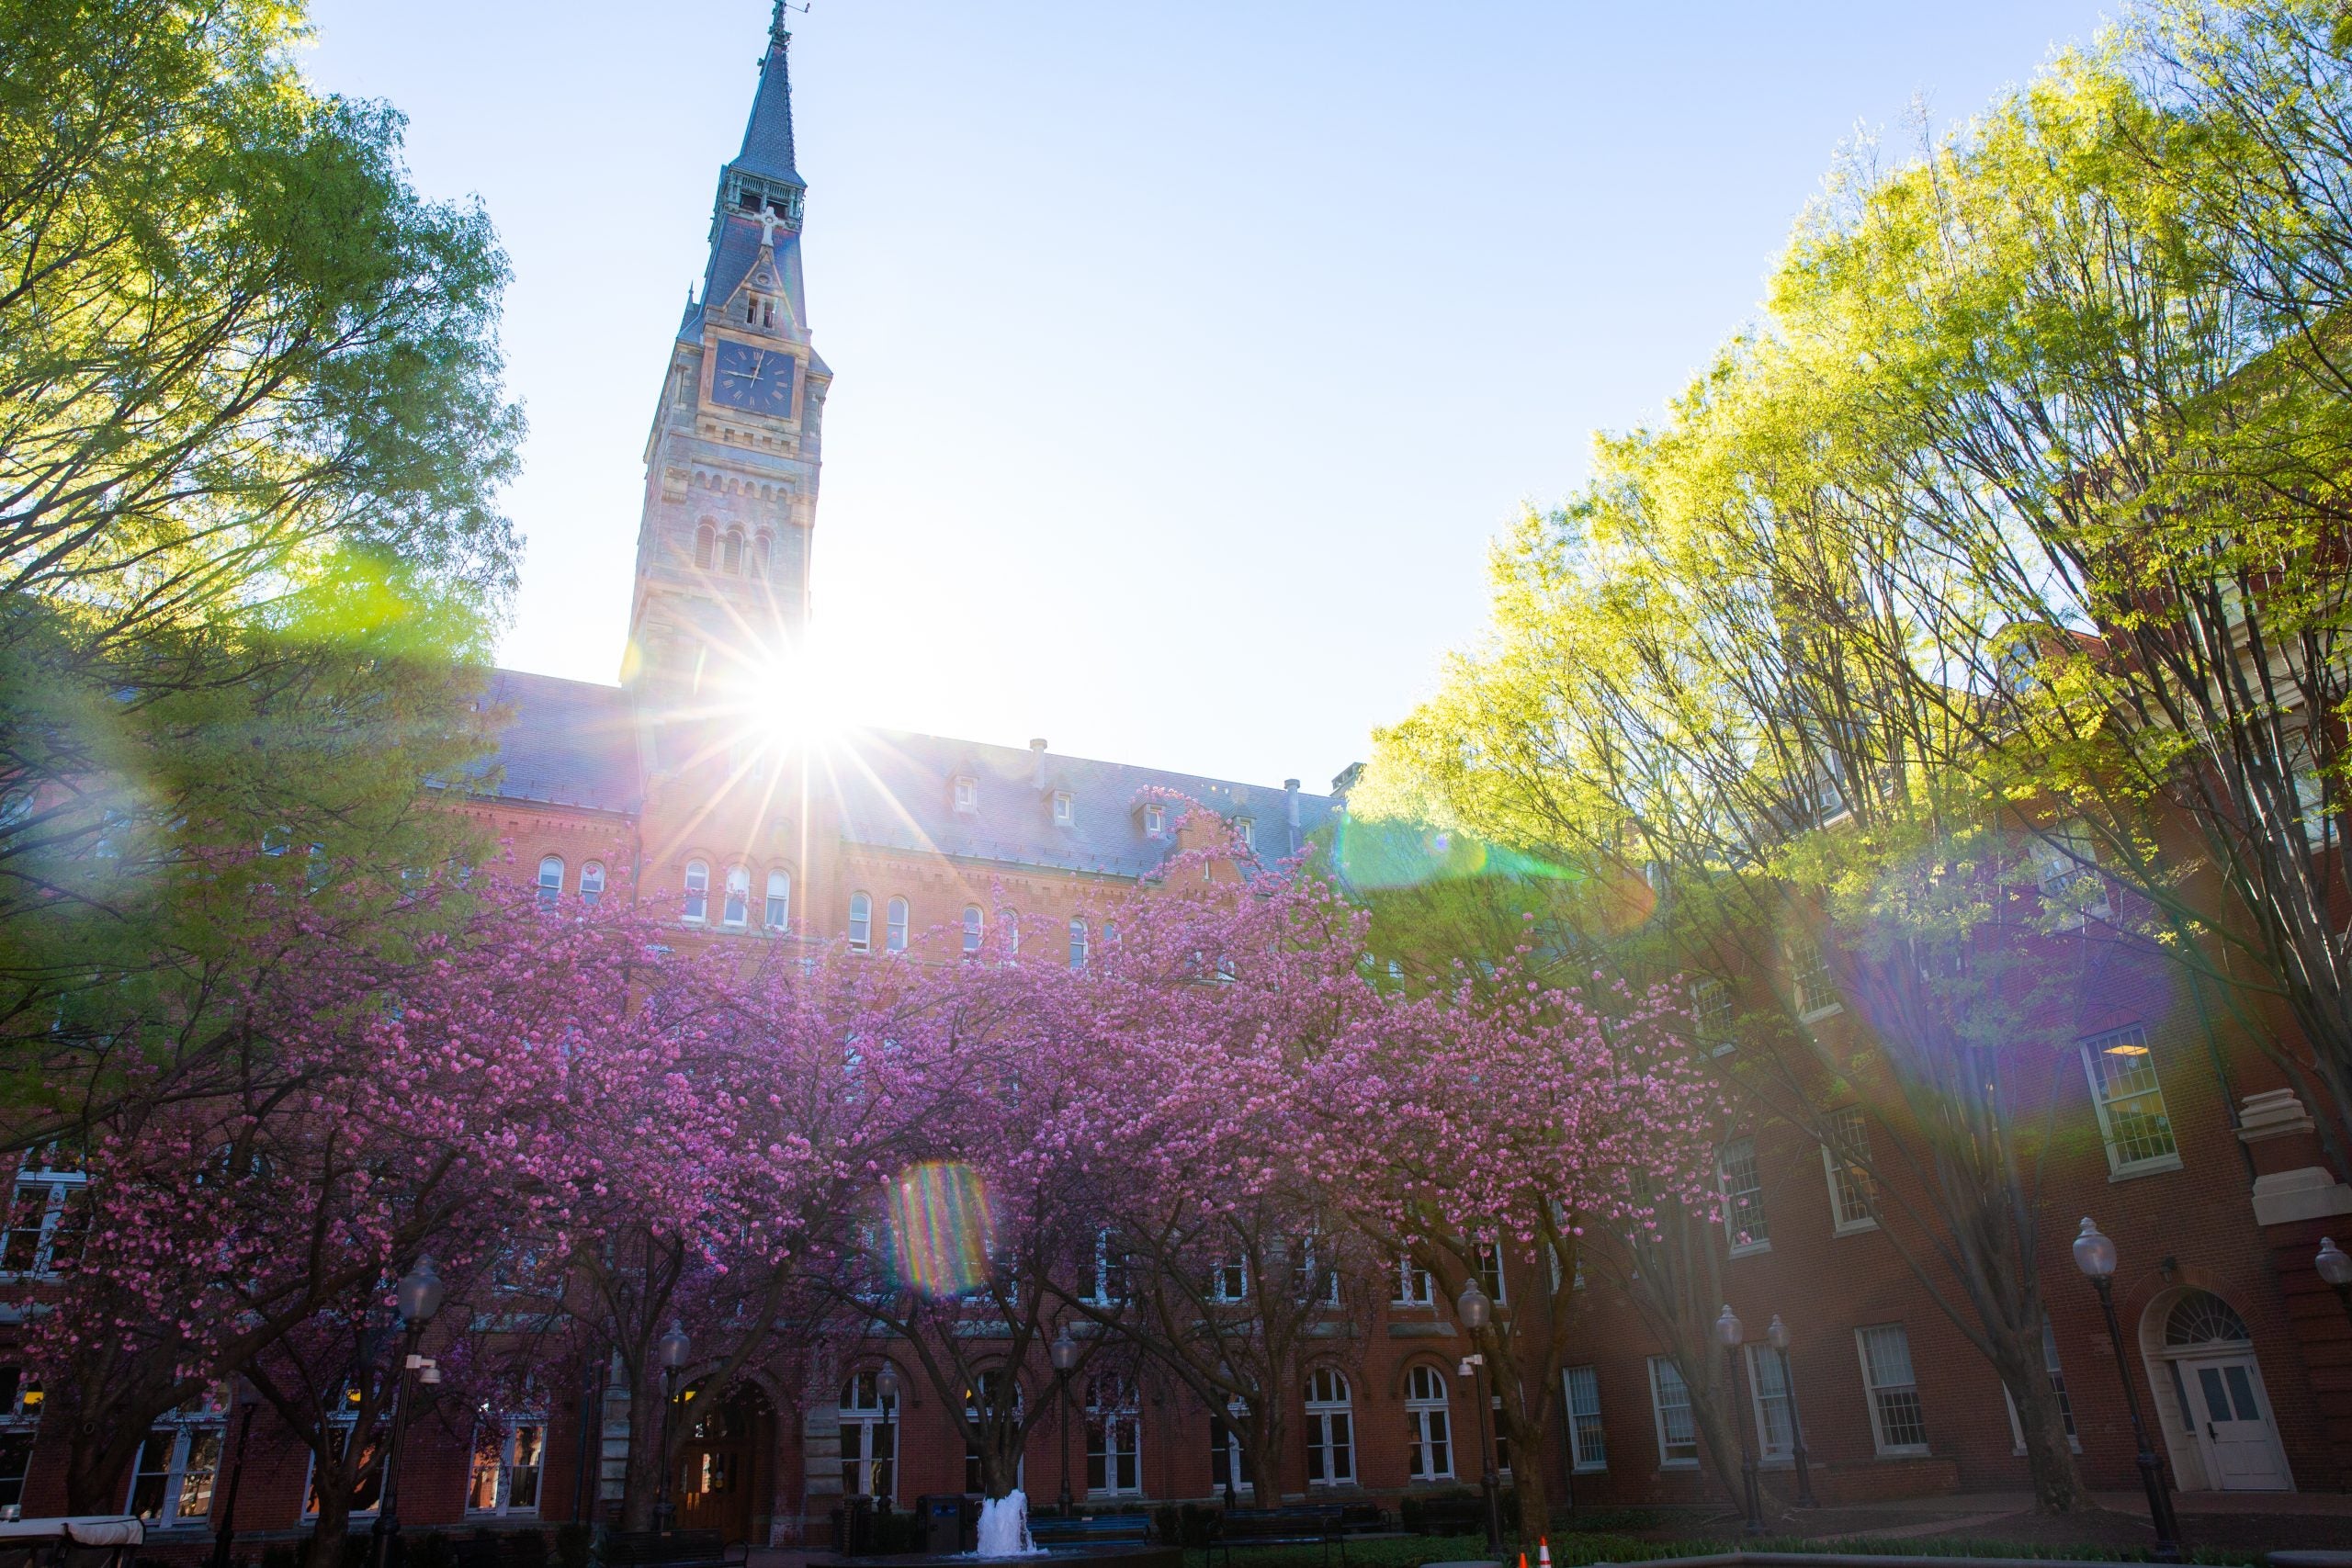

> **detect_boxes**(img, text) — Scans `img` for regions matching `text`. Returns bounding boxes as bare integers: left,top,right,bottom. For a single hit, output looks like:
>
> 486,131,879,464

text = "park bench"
602,1529,730,1568
1029,1515,1155,1549
1202,1506,1347,1568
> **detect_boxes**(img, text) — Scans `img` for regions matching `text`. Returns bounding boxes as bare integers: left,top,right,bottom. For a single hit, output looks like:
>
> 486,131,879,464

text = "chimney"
1284,779,1301,828
1329,761,1365,799
1029,738,1048,789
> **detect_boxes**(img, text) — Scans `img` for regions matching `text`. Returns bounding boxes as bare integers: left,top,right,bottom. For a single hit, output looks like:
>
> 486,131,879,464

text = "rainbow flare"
888,1160,997,1297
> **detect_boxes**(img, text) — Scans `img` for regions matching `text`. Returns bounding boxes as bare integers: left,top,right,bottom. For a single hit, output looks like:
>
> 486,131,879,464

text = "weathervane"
770,0,808,41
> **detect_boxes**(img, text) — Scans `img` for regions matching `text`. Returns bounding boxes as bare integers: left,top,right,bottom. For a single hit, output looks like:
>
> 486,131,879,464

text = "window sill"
1728,1241,1772,1258
1872,1446,1931,1460
2108,1154,2184,1182
1657,1459,1700,1471
1572,1462,1608,1475
1799,1003,1844,1025
1832,1219,1879,1237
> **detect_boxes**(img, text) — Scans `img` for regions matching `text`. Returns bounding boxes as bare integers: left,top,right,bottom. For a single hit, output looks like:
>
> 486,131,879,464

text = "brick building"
5,3,2350,1553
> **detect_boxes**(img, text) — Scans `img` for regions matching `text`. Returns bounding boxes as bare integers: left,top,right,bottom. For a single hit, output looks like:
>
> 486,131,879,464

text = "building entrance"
675,1381,775,1542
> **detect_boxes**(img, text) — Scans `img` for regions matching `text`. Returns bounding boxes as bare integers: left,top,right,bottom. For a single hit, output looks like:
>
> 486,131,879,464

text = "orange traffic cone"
1517,1555,1527,1568
1540,1540,1553,1568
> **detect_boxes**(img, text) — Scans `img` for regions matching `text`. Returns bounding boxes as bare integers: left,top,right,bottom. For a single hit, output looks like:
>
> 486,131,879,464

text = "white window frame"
126,1412,225,1528
1473,1238,1507,1304
1855,1324,1930,1457
953,775,979,814
764,870,791,930
1403,1365,1454,1482
682,860,710,924
722,865,752,928
1090,1229,1129,1306
2002,1318,2081,1455
1291,1236,1340,1306
1820,1106,1876,1235
536,856,564,908
1718,1136,1770,1256
962,906,984,956
2078,1025,2182,1178
1647,1356,1698,1468
1236,817,1255,851
1053,791,1074,827
1744,1345,1794,1464
848,890,872,953
839,1370,899,1504
1788,935,1839,1021
302,1401,387,1520
1209,1254,1249,1303
1068,918,1088,970
2035,822,2112,930
1691,976,1734,1055
4,1151,86,1280
466,1415,546,1517
1143,803,1166,836
1563,1365,1607,1473
1304,1370,1355,1486
886,896,910,953
581,861,605,908
1084,1374,1143,1498
1394,1254,1434,1306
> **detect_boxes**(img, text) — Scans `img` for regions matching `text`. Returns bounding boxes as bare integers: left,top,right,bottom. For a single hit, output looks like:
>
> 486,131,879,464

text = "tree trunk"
1244,1407,1285,1505
620,1365,663,1531
306,1480,352,1568
1506,1445,1549,1547
1989,1327,2089,1513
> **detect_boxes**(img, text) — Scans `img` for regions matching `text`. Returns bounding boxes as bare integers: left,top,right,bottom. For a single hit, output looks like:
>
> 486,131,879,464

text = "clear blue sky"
302,0,2115,794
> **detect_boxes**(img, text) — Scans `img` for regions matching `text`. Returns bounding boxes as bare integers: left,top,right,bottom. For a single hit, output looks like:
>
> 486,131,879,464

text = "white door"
2180,1353,2291,1491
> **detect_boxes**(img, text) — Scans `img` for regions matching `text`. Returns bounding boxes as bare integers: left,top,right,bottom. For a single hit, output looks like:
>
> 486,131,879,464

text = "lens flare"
887,1160,996,1297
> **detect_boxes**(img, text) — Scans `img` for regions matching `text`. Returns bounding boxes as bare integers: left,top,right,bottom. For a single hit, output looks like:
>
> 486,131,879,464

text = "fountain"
968,1491,1045,1558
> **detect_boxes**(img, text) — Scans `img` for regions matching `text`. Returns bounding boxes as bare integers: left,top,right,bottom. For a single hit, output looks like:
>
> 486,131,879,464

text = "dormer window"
953,776,978,815
1053,791,1074,828
1143,803,1166,836
1236,817,1256,851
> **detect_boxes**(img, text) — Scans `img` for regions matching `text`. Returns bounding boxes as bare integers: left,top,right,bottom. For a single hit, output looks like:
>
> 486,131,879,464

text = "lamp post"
209,1379,264,1568
874,1366,901,1512
1453,1281,1502,1551
1050,1329,1080,1517
1765,1315,1816,1509
1714,1306,1763,1536
2073,1219,2183,1563
2316,1237,2352,1326
653,1320,691,1535
371,1258,447,1568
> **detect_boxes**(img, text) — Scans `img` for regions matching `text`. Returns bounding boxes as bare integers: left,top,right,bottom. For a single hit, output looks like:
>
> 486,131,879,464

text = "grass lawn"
1213,1531,2278,1568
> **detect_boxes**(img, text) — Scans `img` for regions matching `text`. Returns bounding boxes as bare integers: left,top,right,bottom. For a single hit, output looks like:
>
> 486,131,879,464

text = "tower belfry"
626,2,830,697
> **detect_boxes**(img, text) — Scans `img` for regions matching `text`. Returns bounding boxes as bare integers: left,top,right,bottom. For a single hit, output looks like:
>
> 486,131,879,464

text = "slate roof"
464,671,643,816
469,673,1340,879
731,25,803,187
690,221,810,345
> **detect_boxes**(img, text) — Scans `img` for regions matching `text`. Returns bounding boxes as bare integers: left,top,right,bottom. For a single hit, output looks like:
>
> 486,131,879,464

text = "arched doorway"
2138,1288,2292,1492
676,1379,777,1543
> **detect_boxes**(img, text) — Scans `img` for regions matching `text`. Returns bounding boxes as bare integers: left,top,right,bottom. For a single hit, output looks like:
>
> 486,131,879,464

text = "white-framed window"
839,1370,899,1502
1053,791,1074,827
723,865,752,928
953,775,978,814
1209,1401,1251,1497
962,1369,1025,1495
1394,1255,1434,1306
1744,1345,1793,1462
0,1365,40,1513
682,860,709,924
467,1416,545,1516
1490,1390,1512,1476
127,1397,226,1528
848,891,872,953
2002,1319,2080,1454
765,870,790,930
1305,1369,1355,1486
1091,1229,1130,1305
1563,1365,1607,1472
581,861,605,907
1085,1374,1142,1497
1143,803,1167,836
1691,976,1734,1054
962,906,983,956
2079,1026,2179,1176
2034,822,2111,929
1788,934,1838,1019
1068,918,1089,969
1403,1365,1453,1482
886,896,910,953
304,1388,387,1519
1290,1236,1340,1306
537,855,564,908
1235,817,1255,851
1208,1254,1249,1303
1856,1324,1929,1455
1821,1106,1876,1233
1647,1356,1698,1467
1473,1238,1507,1304
1719,1137,1770,1254
5,1146,86,1279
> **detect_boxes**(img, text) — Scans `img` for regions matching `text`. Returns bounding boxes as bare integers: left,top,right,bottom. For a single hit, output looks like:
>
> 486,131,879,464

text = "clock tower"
625,2,831,700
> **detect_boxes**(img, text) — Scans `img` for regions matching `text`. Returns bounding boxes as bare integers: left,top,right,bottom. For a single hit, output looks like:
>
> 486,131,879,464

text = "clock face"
708,340,796,417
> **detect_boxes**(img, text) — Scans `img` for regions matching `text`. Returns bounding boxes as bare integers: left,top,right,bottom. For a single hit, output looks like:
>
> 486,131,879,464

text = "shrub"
553,1522,594,1568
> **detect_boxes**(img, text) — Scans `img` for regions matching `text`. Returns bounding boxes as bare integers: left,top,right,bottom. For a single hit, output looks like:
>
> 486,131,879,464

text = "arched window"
1404,1365,1453,1482
722,528,745,575
1085,1374,1141,1497
962,906,983,956
683,861,709,924
839,1370,898,1503
1306,1370,1355,1486
694,523,716,570
580,862,605,908
848,891,872,953
537,856,564,908
765,870,791,931
723,865,751,927
2165,1292,2252,1348
754,532,773,580
886,897,910,953
1069,918,1089,970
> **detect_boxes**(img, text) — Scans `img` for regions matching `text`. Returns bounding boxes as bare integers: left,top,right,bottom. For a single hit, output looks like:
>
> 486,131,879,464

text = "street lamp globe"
876,1364,900,1404
396,1258,446,1325
1714,1304,1743,1348
1456,1281,1492,1332
1767,1314,1790,1353
658,1320,692,1371
2072,1218,2118,1280
1051,1329,1080,1374
2317,1236,2352,1289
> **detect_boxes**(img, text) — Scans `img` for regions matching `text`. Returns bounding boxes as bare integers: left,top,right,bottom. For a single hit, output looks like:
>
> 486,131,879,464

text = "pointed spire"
732,2,803,187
